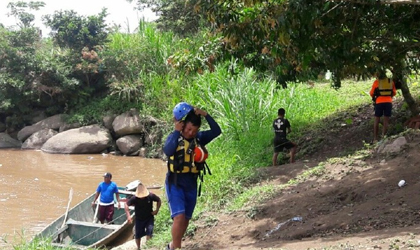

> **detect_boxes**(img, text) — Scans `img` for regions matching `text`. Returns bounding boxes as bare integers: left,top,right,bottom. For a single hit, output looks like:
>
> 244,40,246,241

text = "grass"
3,231,96,250
146,65,402,248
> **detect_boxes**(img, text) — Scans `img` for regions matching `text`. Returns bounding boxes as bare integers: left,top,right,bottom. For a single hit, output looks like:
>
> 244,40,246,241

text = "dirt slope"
181,103,420,250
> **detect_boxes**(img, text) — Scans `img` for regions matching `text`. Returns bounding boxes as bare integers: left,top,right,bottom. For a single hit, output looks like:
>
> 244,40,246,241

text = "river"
0,149,167,249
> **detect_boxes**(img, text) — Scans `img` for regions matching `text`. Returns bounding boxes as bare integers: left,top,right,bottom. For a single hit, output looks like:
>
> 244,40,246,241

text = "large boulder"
22,128,57,149
41,125,112,154
59,123,81,133
103,114,117,131
0,133,22,148
112,109,144,136
116,135,143,156
17,114,68,142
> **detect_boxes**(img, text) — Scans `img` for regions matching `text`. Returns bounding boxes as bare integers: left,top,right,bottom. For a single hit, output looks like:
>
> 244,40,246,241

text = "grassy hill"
108,78,420,250
178,100,420,250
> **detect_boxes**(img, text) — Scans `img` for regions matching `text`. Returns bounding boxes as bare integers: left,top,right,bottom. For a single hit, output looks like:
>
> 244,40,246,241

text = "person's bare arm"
91,192,99,207
152,199,162,215
124,201,132,223
115,193,121,209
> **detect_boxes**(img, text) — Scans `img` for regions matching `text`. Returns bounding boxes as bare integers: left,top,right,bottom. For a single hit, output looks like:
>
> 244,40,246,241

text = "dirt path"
179,104,420,250
115,103,420,250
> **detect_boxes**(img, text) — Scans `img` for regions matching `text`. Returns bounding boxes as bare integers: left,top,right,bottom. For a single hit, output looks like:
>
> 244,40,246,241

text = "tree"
43,9,109,51
200,0,420,115
129,0,207,36
6,1,45,28
43,9,110,92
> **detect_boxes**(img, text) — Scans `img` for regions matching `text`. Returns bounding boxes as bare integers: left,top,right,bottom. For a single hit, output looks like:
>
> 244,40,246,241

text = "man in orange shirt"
369,71,397,142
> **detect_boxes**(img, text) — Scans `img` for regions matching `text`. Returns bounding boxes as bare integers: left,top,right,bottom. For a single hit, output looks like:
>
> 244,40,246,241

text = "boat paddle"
58,187,73,242
93,194,100,223
61,188,73,228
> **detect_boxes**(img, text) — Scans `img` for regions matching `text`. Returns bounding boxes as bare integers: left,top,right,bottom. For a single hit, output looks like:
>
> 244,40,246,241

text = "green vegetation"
2,0,420,249
11,237,92,250
1,230,95,250
147,75,382,247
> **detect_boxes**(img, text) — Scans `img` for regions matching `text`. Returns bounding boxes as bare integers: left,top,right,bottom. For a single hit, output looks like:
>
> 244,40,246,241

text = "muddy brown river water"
0,149,166,248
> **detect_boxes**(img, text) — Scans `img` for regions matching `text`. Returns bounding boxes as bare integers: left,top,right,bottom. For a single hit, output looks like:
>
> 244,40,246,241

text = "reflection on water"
0,149,166,248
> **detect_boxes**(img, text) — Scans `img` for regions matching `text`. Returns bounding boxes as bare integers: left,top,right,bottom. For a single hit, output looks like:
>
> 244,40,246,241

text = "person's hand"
151,210,158,216
91,202,96,208
174,118,184,131
117,202,121,209
194,108,208,117
128,218,132,224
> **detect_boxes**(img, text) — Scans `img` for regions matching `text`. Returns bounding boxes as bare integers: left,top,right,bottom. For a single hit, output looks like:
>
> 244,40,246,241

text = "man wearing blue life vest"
272,108,297,165
163,102,221,250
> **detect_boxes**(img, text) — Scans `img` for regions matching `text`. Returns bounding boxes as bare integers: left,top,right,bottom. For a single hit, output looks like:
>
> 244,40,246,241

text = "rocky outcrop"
0,133,22,148
22,128,58,149
116,135,143,156
41,125,112,154
15,109,166,157
59,122,81,133
112,109,144,136
17,114,68,142
103,114,116,131
377,136,408,154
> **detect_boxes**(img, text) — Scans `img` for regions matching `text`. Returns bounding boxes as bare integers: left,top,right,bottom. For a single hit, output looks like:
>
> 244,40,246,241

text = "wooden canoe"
33,185,136,249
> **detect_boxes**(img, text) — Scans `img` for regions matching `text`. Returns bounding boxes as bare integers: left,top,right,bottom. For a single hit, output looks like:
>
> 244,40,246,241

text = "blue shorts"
375,102,392,117
165,175,197,219
134,217,154,239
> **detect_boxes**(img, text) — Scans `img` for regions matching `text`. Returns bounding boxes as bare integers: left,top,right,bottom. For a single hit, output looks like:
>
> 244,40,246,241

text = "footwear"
165,242,181,250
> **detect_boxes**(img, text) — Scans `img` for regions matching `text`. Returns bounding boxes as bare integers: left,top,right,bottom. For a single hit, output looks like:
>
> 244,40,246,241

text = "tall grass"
146,62,375,248
105,21,174,77
187,63,372,203
102,21,194,118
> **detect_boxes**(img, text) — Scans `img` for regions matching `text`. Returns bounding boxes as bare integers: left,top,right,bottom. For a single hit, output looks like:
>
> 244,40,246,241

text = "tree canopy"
6,1,45,28
43,9,109,51
194,0,420,114
129,0,207,36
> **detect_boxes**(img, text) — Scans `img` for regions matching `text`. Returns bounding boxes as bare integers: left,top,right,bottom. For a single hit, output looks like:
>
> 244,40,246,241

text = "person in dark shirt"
163,103,221,250
272,108,297,165
124,182,161,250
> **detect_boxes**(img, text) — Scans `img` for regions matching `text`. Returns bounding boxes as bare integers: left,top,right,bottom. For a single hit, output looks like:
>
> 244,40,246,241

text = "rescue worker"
163,102,221,250
370,70,397,142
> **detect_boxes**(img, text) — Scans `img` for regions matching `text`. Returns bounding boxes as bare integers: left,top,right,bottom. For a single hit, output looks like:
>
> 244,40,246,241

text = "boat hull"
34,189,135,249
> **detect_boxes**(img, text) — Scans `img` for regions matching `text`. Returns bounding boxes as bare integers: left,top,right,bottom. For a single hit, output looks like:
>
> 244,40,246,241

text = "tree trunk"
399,77,418,116
392,59,418,116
